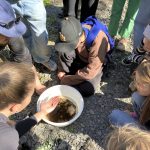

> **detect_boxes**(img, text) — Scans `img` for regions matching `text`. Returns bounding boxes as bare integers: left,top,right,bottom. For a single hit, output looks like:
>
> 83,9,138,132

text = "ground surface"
4,0,136,149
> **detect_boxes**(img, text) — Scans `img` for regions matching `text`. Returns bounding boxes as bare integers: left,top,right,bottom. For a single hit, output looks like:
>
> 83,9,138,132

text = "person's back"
0,114,19,150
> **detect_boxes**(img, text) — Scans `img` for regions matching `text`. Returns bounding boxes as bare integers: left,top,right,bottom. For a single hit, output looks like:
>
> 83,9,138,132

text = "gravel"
4,0,136,149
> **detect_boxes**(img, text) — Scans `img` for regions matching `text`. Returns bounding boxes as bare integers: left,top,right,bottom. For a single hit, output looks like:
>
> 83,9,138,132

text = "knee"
81,81,95,97
108,109,124,126
109,109,121,121
72,81,95,97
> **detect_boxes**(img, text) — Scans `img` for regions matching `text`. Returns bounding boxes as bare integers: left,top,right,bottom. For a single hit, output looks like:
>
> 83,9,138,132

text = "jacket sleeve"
57,51,76,73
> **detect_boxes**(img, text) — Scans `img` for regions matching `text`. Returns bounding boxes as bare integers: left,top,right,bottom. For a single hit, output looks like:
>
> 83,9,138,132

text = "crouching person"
56,16,114,97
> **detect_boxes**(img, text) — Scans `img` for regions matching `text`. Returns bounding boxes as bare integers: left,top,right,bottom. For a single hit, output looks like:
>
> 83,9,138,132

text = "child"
12,0,57,71
0,62,59,150
55,16,114,97
106,125,150,150
109,60,150,128
0,0,45,95
122,24,150,65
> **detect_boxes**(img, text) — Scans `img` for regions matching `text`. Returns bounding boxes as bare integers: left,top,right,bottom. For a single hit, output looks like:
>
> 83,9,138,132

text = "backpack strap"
82,16,114,50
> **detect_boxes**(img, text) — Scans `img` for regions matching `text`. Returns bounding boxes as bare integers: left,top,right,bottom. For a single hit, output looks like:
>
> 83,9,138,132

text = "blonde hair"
106,125,150,150
135,60,150,124
0,62,35,110
136,60,150,84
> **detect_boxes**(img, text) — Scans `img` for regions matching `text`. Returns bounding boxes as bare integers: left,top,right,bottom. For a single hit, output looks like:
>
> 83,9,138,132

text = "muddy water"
46,96,77,123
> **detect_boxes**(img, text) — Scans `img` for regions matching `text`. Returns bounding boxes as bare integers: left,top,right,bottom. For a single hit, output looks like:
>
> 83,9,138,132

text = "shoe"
42,59,57,71
130,112,138,118
124,110,138,118
122,55,133,66
116,38,129,51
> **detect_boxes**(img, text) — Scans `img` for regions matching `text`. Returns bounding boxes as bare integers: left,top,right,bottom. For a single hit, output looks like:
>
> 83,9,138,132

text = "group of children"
0,0,150,149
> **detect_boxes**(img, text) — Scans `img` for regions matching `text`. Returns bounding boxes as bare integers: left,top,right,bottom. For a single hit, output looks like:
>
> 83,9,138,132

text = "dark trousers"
62,0,99,22
63,0,77,17
67,56,102,97
80,0,99,22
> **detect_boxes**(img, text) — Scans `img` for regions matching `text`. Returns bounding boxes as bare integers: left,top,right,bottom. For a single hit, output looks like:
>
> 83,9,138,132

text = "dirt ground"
3,0,137,149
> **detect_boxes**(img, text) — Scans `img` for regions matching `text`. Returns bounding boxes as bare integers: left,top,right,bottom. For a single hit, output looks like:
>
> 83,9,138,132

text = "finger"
52,99,59,106
48,97,60,106
51,98,60,107
47,96,59,104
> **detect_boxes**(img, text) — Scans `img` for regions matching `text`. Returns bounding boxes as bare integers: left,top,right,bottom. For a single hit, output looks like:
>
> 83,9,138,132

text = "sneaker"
42,59,57,71
124,110,138,118
122,55,133,66
116,38,129,51
130,112,138,118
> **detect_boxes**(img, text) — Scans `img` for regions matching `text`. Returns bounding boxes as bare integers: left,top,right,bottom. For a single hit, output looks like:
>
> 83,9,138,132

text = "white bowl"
37,85,84,127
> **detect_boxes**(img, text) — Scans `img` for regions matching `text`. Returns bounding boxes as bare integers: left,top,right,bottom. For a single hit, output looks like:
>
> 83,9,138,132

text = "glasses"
0,17,21,29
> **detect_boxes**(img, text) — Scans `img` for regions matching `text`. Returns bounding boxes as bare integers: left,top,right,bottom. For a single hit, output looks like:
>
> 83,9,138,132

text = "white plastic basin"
37,85,84,127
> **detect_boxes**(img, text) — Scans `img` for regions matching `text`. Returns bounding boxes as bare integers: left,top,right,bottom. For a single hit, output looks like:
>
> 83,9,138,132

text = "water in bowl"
45,96,77,123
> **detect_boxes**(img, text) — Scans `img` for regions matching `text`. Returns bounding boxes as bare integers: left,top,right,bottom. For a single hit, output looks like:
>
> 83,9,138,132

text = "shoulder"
96,31,108,41
93,31,110,49
0,122,19,150
91,31,109,47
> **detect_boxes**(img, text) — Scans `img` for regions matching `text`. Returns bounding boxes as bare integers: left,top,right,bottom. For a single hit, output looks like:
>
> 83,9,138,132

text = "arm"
61,31,109,85
15,116,37,137
8,36,32,66
15,97,59,137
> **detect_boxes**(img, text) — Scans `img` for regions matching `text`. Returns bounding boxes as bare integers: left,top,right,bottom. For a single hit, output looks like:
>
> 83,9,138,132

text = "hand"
40,96,60,115
34,96,60,122
143,38,150,52
7,120,16,126
57,72,66,80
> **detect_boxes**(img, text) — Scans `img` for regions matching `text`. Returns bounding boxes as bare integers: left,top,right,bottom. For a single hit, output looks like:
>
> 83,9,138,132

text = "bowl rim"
37,85,84,127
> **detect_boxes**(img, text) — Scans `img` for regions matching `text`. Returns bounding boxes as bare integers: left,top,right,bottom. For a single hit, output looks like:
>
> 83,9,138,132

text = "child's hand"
7,120,16,126
34,96,59,122
143,38,150,52
57,72,66,80
40,96,60,114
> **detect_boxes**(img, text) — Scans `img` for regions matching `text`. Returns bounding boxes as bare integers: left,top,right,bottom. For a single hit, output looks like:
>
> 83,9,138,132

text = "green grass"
44,0,51,6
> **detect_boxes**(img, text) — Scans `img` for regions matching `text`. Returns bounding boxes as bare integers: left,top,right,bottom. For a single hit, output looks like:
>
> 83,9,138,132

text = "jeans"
108,91,146,127
133,0,150,49
12,0,50,63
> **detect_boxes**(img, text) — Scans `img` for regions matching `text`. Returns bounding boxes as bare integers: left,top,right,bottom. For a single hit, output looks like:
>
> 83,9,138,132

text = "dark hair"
0,62,35,110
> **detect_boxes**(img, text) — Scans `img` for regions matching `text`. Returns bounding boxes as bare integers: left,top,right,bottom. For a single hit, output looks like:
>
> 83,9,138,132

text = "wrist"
34,112,45,122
